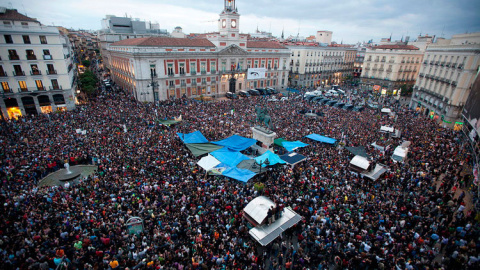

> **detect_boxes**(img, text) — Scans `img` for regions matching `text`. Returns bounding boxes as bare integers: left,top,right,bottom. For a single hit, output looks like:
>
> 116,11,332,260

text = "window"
43,49,51,55
13,65,24,76
3,21,11,27
8,49,19,60
179,63,185,74
47,64,56,74
0,65,5,76
31,64,40,75
1,82,10,92
39,35,47,44
201,78,206,85
43,49,52,60
26,49,36,60
22,35,31,44
167,64,174,75
254,61,258,68
150,64,156,77
21,22,28,28
221,62,226,72
210,61,216,72
18,81,27,91
51,79,59,90
35,80,44,90
4,35,13,44
190,63,196,74
200,62,206,73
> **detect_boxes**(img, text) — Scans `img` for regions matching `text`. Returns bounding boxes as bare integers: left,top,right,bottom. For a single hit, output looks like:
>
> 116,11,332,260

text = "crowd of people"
0,82,478,270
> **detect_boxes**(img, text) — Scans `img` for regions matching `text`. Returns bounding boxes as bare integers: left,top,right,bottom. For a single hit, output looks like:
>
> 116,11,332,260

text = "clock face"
222,20,226,28
231,20,236,28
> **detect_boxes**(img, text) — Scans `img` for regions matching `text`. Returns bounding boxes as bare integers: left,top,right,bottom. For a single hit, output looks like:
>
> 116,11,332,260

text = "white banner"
247,68,266,80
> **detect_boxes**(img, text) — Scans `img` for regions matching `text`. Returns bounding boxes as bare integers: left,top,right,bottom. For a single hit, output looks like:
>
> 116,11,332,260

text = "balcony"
191,82,197,86
43,55,53,60
13,71,25,76
389,60,395,63
201,70,206,75
381,59,386,62
406,60,410,63
19,87,31,92
180,83,186,87
401,60,405,63
168,84,175,89
26,55,37,60
451,63,456,68
430,61,435,65
379,68,384,71
0,71,7,77
423,61,428,64
374,59,379,62
48,86,63,90
46,70,57,75
458,64,464,69
210,70,216,74
190,71,197,75
386,68,392,72
30,70,42,76
179,72,185,76
37,87,46,91
9,55,20,60
168,73,175,77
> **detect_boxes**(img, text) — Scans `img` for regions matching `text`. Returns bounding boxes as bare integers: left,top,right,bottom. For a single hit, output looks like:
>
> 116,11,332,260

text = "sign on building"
247,68,266,80
126,217,144,235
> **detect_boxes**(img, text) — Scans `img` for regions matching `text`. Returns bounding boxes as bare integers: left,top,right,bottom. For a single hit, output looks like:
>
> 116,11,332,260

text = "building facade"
0,8,76,119
410,33,480,127
360,44,423,93
287,46,356,88
98,15,169,69
107,0,290,101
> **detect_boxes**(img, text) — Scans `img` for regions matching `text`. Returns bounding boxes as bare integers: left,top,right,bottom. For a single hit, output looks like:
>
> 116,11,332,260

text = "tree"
399,84,414,96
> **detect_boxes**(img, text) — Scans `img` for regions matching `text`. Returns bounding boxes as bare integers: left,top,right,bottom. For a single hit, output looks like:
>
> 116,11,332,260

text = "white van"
325,90,339,97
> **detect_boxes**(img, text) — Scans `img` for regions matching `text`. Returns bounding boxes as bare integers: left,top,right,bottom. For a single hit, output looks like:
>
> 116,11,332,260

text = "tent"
222,167,257,183
350,155,371,172
237,159,262,173
280,152,307,166
177,131,209,144
185,143,224,157
361,164,388,180
345,146,369,158
254,150,287,167
274,138,288,147
197,154,221,171
210,148,251,167
306,134,336,144
157,119,181,126
243,196,276,225
282,141,309,152
249,207,302,246
212,135,257,151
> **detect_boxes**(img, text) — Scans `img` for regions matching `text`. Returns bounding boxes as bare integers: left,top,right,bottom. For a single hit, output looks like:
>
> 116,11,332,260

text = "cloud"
9,0,480,43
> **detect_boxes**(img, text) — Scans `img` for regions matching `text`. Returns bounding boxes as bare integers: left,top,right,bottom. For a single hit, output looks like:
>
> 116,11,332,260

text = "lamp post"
257,157,270,174
147,69,159,104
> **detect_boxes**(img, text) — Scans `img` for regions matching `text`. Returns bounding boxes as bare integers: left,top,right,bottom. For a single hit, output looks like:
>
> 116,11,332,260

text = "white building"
107,0,290,101
0,8,76,119
410,32,480,128
171,26,186,38
361,44,424,93
315,31,332,45
287,46,356,87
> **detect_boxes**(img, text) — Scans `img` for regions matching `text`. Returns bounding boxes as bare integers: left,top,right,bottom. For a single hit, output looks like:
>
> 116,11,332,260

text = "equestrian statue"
255,106,272,130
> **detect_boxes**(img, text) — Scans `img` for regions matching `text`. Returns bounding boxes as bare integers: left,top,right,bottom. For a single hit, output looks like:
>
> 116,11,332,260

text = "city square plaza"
0,86,478,269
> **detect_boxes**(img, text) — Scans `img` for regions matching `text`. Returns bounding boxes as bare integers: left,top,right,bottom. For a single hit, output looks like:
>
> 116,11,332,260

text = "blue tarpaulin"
177,131,209,144
210,148,251,167
282,141,309,152
286,87,300,93
212,134,257,151
254,150,287,167
222,167,257,183
306,134,336,144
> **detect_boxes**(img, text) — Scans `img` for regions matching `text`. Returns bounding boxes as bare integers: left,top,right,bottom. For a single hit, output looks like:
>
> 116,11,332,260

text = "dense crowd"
0,85,478,270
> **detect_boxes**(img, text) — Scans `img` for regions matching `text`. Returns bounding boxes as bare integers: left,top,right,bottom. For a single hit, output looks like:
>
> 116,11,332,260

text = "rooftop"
111,37,216,47
0,8,39,23
246,41,287,49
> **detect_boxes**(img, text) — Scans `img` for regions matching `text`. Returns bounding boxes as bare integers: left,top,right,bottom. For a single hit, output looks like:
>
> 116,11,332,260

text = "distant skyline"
2,0,480,43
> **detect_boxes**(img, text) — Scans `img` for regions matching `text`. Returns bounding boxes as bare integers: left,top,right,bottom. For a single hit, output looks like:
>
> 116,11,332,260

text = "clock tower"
219,0,240,36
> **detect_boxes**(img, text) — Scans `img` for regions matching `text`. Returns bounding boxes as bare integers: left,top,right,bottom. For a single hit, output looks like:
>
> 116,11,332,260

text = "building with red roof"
108,0,290,101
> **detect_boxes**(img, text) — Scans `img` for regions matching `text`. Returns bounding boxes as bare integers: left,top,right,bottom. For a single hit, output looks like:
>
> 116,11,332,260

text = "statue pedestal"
252,126,277,152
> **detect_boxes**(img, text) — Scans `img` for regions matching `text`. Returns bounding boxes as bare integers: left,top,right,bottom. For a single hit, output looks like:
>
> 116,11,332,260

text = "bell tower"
218,0,239,36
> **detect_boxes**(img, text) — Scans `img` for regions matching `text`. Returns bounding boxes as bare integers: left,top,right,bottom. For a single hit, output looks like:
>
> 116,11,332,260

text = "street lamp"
256,158,270,174
147,69,159,104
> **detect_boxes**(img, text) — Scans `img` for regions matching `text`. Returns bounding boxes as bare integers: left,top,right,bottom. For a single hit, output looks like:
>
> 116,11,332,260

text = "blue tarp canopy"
282,141,309,152
177,131,209,144
210,148,251,167
222,167,257,183
306,134,336,144
212,134,257,151
286,87,300,93
280,152,307,165
254,150,287,167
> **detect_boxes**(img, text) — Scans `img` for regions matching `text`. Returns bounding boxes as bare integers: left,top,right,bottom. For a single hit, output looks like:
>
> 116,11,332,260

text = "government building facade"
107,0,290,101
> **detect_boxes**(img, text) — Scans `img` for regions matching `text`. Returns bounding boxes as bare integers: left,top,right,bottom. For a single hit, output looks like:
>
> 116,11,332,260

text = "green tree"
82,60,91,67
400,84,414,96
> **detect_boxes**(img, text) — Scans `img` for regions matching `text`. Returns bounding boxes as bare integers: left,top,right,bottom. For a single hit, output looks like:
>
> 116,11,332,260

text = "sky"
2,0,480,44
